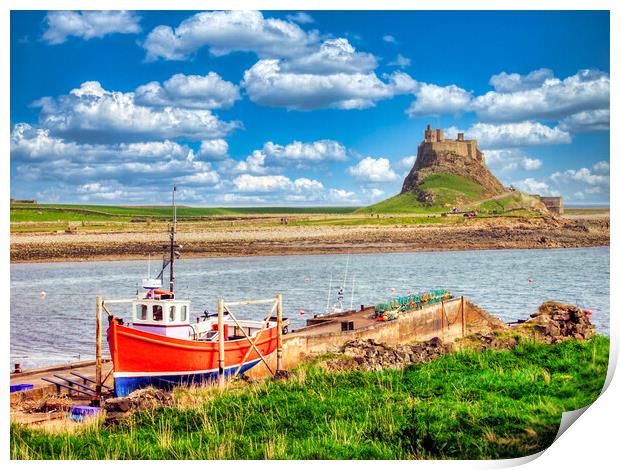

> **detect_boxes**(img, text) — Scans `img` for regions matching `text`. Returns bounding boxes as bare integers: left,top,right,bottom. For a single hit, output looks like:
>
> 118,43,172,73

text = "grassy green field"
564,207,610,215
10,204,359,223
358,173,488,214
11,336,608,460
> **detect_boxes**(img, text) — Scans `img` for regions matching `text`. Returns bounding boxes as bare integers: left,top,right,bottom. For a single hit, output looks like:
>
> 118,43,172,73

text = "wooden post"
218,298,225,387
276,294,283,372
95,296,103,406
441,301,445,341
461,296,465,338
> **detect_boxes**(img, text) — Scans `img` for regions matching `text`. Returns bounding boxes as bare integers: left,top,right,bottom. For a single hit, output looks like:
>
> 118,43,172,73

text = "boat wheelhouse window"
153,305,163,321
138,304,148,321
169,305,176,322
180,305,187,322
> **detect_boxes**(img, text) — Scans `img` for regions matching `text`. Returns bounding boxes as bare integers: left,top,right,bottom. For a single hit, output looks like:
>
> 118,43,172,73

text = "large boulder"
518,301,596,343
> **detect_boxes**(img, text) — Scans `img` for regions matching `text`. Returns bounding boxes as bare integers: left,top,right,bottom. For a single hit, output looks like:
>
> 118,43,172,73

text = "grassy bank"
11,336,608,460
10,204,359,223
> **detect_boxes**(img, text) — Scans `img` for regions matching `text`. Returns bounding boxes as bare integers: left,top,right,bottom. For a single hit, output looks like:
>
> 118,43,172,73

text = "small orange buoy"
585,310,593,317
299,310,305,316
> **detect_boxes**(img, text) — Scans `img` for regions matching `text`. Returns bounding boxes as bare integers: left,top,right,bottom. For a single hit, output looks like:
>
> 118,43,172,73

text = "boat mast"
325,271,333,314
169,186,177,293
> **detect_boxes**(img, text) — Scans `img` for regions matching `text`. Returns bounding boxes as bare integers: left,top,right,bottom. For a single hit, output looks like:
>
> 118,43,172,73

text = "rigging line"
325,270,333,313
342,252,350,291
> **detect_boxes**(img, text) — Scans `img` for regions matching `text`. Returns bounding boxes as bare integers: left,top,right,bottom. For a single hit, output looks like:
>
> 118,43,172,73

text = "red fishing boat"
106,187,288,397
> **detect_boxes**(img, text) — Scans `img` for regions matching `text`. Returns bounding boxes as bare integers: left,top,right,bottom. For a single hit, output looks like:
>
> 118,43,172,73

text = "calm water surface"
11,247,610,369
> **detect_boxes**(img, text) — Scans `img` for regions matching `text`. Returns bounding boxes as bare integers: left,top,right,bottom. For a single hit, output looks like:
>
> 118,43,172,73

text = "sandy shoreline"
10,216,609,263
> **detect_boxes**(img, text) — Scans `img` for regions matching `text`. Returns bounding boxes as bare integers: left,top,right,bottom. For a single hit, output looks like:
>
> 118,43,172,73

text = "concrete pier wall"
248,297,506,377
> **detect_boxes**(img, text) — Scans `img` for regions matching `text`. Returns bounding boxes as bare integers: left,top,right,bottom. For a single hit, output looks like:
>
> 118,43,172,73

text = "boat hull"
113,359,262,397
107,319,278,396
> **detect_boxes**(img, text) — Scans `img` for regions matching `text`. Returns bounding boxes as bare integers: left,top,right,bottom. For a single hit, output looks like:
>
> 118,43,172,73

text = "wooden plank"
225,298,276,307
69,371,113,391
41,378,97,397
52,375,98,393
102,299,135,305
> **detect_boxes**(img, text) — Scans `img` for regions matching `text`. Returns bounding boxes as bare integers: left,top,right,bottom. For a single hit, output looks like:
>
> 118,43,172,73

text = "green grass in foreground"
11,336,608,460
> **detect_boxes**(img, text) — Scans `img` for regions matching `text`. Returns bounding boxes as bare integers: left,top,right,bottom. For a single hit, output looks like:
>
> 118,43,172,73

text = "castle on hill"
421,124,483,163
401,124,505,196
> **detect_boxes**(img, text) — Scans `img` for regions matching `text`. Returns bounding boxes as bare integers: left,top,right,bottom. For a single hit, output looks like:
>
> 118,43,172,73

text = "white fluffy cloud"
198,139,229,160
134,73,240,109
42,10,141,44
513,178,558,196
362,187,385,201
388,54,411,67
472,69,609,122
447,122,571,149
242,60,417,110
34,81,239,143
488,68,554,93
593,161,610,173
484,149,542,173
559,109,610,133
263,140,348,162
397,155,417,171
11,123,189,163
286,12,314,24
283,38,377,75
550,168,609,186
406,83,472,116
11,123,222,188
348,157,399,182
143,10,319,61
232,174,323,193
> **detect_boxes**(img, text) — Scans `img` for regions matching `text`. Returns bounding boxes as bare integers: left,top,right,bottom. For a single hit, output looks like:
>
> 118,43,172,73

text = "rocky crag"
401,124,505,200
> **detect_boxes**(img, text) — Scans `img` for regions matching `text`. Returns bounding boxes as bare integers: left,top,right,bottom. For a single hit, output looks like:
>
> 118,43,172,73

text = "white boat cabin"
131,297,194,339
130,294,268,342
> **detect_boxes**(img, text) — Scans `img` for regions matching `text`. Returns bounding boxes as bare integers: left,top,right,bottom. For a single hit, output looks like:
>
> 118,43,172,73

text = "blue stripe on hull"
114,359,262,397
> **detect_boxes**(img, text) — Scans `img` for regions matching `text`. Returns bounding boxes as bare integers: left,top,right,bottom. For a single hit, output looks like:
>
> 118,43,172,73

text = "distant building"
10,199,38,204
534,196,564,215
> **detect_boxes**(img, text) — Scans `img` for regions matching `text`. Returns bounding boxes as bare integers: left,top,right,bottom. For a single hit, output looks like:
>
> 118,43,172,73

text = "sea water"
10,247,610,369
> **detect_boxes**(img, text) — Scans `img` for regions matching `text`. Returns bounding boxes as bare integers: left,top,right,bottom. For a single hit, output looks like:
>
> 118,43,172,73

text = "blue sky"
10,10,610,206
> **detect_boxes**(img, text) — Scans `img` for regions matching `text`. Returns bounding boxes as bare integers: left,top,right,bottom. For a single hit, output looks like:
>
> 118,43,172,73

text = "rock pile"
326,337,450,372
461,332,519,352
518,301,596,343
104,387,175,414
